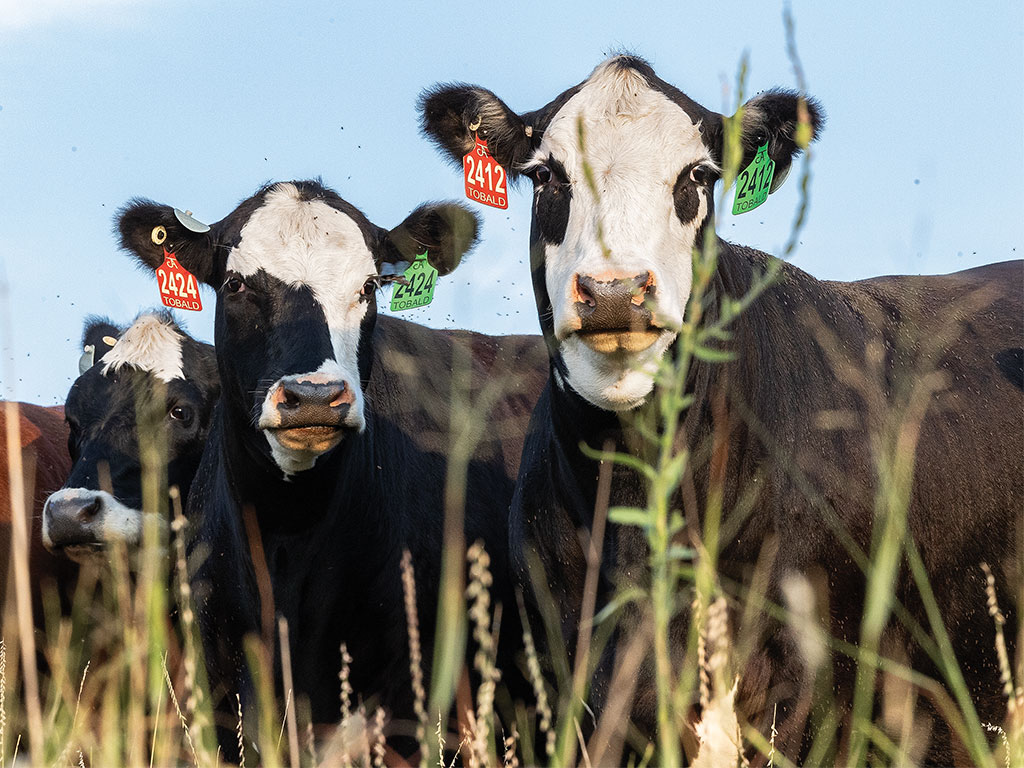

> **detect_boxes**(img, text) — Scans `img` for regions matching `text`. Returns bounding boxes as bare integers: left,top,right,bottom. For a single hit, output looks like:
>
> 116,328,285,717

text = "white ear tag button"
173,208,211,233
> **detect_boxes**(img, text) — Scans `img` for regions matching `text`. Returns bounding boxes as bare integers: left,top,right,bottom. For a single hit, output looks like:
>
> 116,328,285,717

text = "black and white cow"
116,181,548,756
421,56,1023,763
43,313,219,560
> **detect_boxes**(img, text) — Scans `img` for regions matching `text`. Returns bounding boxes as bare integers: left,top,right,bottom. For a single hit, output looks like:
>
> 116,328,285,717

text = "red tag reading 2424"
156,249,202,311
463,136,508,209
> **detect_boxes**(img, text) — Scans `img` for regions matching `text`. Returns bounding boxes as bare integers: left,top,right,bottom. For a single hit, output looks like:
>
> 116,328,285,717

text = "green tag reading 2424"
390,251,437,311
732,142,775,215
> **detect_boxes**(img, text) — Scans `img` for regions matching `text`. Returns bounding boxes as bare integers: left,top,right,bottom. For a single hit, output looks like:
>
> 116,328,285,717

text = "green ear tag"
732,142,775,215
390,251,438,311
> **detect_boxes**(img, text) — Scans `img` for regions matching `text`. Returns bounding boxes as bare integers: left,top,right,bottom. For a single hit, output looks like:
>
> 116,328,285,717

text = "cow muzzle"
42,488,142,561
261,374,357,454
571,271,662,353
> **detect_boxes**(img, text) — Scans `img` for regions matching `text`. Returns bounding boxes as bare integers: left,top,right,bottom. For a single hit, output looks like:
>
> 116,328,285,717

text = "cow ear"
380,203,480,277
419,84,533,177
733,89,824,192
79,316,122,374
116,199,222,286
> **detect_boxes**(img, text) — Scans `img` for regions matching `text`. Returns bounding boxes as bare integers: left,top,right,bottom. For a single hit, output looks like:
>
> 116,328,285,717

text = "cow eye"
223,276,246,294
169,405,193,425
533,164,553,185
689,165,716,186
360,277,382,302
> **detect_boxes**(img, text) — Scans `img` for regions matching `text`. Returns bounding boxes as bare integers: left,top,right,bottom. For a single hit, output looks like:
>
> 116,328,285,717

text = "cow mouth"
52,541,106,563
269,424,346,452
576,328,664,354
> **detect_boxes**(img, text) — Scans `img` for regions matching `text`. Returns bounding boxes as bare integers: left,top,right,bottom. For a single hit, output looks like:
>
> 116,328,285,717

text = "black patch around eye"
673,166,702,225
533,157,572,245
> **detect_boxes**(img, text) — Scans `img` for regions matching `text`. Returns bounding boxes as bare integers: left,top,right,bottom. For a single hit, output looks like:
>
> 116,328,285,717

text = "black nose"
271,378,353,429
43,491,104,550
574,272,655,332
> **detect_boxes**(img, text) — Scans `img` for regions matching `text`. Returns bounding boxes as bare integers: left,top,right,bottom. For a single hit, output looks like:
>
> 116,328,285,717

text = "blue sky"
1,0,1021,404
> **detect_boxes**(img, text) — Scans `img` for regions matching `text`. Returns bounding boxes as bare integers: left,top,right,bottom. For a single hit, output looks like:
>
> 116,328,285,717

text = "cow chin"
264,418,359,477
559,331,676,411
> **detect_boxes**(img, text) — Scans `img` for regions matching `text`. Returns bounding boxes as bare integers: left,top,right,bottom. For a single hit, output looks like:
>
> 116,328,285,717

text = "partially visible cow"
0,401,73,622
420,55,1023,764
43,312,219,559
116,182,548,758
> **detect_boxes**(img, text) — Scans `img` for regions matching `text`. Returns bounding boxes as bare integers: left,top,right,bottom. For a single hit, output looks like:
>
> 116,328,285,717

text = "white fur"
42,488,145,549
528,60,715,410
101,314,184,382
228,183,372,473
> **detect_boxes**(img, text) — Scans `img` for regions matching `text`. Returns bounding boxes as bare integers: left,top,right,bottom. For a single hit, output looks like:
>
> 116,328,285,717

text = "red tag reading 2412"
156,249,202,311
463,136,508,209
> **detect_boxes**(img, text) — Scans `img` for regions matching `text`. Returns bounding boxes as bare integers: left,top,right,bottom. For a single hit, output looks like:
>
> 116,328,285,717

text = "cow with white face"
422,56,816,411
117,181,548,758
43,313,218,560
422,56,1022,764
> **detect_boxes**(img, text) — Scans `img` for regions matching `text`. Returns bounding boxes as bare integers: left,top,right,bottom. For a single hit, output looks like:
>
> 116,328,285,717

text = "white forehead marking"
530,60,715,191
100,314,184,383
227,182,374,365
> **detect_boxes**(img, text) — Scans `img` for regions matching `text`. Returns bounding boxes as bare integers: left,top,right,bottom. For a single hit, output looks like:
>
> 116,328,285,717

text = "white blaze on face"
100,314,185,382
227,183,374,472
531,61,716,411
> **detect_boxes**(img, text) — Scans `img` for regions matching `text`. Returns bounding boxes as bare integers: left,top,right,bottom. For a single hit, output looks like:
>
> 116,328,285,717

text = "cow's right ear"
116,200,222,287
419,84,533,177
79,316,121,374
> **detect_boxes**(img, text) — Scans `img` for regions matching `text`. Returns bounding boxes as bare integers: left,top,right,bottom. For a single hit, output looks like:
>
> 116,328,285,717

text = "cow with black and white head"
421,55,819,411
43,313,219,560
115,181,548,758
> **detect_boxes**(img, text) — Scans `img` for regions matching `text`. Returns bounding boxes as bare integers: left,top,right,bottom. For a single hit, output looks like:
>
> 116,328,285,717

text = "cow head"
43,313,219,561
421,56,822,411
117,181,479,476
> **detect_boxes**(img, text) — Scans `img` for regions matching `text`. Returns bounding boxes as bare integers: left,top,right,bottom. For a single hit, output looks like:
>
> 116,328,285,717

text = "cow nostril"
574,275,597,308
328,383,349,408
281,388,301,410
77,496,102,522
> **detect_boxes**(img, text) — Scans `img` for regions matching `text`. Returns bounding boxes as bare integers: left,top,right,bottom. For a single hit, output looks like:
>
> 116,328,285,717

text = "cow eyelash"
360,274,401,301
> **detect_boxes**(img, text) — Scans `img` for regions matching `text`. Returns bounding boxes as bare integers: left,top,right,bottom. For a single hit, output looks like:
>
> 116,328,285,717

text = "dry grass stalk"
981,563,1017,715
277,618,301,768
3,401,43,761
502,726,519,768
400,548,428,762
1,637,6,766
768,703,777,767
690,597,742,768
340,643,354,723
516,594,554,759
171,488,207,756
466,541,499,767
372,707,387,768
236,693,246,768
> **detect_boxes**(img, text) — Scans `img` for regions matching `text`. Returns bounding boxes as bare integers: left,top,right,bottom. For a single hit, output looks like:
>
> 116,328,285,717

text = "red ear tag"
463,136,508,209
156,248,203,311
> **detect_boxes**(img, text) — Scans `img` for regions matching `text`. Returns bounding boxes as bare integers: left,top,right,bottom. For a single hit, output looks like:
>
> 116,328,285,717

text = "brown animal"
0,402,75,626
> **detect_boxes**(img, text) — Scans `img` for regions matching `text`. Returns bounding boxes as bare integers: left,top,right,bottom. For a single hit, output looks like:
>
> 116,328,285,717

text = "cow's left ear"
378,203,481,276
728,90,825,193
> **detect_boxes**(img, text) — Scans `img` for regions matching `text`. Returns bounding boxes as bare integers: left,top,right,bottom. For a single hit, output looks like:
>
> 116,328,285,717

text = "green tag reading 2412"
732,142,775,215
390,251,437,311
